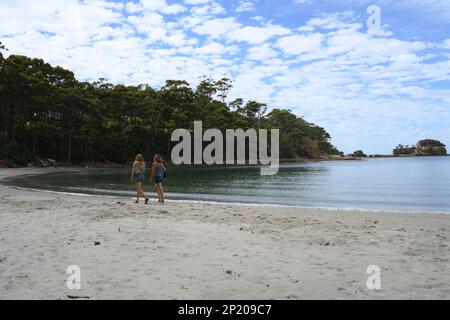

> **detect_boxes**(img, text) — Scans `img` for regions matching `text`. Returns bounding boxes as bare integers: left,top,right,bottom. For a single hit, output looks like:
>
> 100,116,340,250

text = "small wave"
8,185,450,215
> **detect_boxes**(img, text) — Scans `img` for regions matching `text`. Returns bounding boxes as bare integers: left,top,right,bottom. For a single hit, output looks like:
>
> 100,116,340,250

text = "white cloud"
189,2,226,16
184,0,213,5
192,17,241,38
236,1,256,13
228,25,291,44
306,12,361,30
195,42,238,55
1,1,449,153
160,4,187,14
294,0,312,5
0,0,123,36
252,16,264,21
246,44,278,61
276,33,323,55
127,13,168,43
139,0,186,14
125,2,143,13
443,39,450,49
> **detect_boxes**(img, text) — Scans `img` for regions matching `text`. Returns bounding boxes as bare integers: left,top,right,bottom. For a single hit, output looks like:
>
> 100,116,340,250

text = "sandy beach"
0,168,449,300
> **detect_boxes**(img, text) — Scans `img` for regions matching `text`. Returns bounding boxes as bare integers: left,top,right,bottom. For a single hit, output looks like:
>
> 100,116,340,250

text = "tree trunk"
67,128,72,163
1,102,10,139
10,110,16,142
32,124,37,157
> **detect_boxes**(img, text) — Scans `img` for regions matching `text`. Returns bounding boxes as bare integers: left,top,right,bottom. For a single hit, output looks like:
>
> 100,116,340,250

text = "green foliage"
350,150,367,158
0,49,341,165
393,144,416,155
260,109,341,158
0,41,7,59
0,141,32,165
418,139,445,147
394,139,447,156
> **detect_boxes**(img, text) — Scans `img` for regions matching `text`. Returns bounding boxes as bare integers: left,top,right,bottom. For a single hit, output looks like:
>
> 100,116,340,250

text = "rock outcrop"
393,139,447,156
348,150,367,158
415,139,447,155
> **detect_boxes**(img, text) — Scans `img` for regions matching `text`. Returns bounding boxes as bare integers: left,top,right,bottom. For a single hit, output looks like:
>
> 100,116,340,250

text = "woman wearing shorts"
151,154,166,203
130,154,149,204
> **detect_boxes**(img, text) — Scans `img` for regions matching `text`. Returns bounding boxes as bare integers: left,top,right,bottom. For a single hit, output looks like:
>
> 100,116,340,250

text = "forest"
0,42,341,166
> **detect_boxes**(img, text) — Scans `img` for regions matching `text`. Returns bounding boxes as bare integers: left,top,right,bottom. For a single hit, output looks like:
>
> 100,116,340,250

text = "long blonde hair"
135,154,144,162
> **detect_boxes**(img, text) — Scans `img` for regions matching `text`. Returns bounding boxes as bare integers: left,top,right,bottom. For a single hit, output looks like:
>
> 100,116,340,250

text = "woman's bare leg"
135,182,148,202
154,184,161,201
157,183,165,202
140,188,148,203
135,182,142,203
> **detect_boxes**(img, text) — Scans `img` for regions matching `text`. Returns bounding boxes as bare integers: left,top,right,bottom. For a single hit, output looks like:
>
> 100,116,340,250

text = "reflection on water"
6,157,450,212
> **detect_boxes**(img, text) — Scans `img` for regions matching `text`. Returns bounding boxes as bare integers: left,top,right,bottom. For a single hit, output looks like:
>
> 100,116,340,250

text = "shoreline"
6,185,450,216
2,154,449,170
0,155,359,170
0,168,449,299
2,168,450,216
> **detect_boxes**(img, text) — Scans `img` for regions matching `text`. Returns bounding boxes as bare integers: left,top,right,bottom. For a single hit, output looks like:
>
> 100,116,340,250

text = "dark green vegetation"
0,43,341,166
393,139,447,156
348,150,367,158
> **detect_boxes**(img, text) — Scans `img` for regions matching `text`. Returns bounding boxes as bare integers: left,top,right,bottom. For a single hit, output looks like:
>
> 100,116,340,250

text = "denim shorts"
134,173,145,183
155,176,164,184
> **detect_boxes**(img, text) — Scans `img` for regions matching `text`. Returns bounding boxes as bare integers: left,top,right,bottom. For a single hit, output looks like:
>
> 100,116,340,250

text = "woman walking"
131,154,149,204
151,154,166,203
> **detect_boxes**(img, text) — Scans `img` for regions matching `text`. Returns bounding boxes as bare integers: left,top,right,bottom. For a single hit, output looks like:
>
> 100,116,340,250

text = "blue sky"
1,0,449,154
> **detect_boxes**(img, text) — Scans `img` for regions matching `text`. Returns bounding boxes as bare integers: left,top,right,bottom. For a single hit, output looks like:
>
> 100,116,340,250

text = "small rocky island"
348,150,368,158
393,139,447,156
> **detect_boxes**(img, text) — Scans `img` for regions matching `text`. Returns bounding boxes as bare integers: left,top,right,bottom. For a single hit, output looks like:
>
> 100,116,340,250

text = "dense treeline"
0,42,341,165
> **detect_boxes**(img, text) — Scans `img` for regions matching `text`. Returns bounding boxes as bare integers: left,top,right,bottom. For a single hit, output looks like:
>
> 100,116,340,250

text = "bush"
0,141,33,166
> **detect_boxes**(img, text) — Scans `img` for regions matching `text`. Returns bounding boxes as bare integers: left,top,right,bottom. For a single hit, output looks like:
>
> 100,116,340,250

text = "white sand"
0,168,449,300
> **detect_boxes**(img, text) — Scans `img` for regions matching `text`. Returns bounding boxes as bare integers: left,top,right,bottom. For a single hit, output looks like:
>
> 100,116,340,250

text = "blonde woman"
130,154,149,204
151,154,166,203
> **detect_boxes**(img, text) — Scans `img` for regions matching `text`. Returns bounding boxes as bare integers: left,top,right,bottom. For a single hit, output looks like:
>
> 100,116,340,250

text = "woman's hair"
154,154,163,163
135,154,144,162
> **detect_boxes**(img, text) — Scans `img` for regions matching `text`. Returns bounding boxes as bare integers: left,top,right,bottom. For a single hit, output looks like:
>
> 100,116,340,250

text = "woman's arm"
151,163,156,179
130,162,137,182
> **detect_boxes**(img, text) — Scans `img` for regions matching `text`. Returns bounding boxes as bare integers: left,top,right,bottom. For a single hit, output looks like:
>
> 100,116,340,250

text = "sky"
1,0,449,154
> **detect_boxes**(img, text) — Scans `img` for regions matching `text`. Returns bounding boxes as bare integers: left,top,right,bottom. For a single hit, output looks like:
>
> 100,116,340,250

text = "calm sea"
6,157,450,213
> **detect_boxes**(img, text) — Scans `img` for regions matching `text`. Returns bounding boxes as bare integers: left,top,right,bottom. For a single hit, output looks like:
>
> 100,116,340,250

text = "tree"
0,41,7,57
241,100,267,127
215,77,233,103
261,109,341,159
0,46,342,165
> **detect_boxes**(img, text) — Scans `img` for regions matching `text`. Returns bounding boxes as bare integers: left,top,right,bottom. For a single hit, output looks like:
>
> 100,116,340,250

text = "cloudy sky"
1,0,449,154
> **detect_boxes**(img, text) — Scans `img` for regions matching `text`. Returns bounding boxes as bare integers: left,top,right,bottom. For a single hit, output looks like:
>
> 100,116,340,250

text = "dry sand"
0,168,449,300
